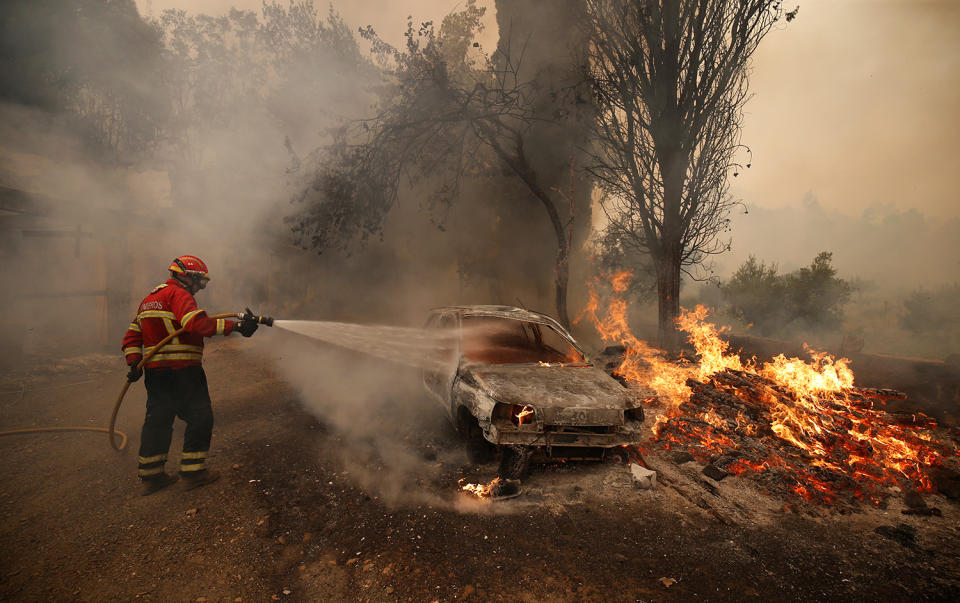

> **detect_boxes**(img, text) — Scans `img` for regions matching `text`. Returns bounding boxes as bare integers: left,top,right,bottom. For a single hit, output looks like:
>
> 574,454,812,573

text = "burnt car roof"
428,305,576,341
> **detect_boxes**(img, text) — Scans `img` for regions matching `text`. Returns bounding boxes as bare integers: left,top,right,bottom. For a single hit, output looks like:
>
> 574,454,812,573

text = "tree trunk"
656,142,687,353
652,0,685,353
655,246,682,353
477,124,572,327
655,144,686,352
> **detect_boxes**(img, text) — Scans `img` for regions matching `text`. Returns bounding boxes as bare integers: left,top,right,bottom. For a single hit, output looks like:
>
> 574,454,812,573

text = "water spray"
270,320,458,371
9,311,457,452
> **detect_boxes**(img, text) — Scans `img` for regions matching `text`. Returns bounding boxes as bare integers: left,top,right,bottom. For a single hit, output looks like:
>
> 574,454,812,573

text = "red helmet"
169,255,210,282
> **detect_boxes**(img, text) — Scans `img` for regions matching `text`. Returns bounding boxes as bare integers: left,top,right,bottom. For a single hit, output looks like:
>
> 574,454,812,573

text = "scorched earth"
1,337,958,601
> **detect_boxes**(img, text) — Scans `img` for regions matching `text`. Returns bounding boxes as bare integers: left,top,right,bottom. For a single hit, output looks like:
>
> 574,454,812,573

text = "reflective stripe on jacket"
121,278,235,369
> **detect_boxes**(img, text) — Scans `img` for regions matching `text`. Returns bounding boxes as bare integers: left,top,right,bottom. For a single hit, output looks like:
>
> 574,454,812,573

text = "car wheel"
459,407,495,464
498,445,533,480
466,437,495,464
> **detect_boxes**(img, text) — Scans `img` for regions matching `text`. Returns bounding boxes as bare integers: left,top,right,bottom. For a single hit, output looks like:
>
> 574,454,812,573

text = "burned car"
422,305,645,470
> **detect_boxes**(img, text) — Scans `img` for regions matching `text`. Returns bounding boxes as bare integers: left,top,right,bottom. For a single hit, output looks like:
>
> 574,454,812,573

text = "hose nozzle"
240,307,274,327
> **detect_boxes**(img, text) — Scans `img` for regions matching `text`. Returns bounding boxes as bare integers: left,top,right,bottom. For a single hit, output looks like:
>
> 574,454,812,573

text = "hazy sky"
136,0,960,218
733,0,960,219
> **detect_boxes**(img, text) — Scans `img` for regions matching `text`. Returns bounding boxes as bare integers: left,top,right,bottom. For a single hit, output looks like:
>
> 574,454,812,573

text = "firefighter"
122,255,260,495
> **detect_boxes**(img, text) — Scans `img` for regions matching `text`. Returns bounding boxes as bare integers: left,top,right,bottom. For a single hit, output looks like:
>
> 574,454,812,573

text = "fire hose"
0,311,273,452
108,311,273,451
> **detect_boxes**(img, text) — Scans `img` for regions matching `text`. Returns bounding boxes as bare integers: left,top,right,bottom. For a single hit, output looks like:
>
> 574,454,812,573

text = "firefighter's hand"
236,319,258,338
127,364,143,382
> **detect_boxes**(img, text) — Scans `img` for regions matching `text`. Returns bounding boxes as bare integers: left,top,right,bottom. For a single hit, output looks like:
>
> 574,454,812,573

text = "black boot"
141,473,179,496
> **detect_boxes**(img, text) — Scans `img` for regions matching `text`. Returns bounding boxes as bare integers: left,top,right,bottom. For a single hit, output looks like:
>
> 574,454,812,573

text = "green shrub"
721,252,852,336
722,255,786,334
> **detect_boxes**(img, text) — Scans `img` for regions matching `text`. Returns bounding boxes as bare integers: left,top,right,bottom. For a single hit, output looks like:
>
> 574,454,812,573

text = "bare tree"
583,0,790,350
288,2,585,326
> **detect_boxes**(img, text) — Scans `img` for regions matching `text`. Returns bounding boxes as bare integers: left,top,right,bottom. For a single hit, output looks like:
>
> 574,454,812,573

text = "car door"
422,311,460,416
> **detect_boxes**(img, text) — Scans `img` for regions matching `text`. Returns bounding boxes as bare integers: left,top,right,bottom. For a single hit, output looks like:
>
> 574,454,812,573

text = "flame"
515,406,534,425
760,348,854,396
679,308,951,502
460,477,500,499
726,459,767,476
699,409,726,430
609,269,632,293
676,305,743,379
578,271,957,506
576,275,692,408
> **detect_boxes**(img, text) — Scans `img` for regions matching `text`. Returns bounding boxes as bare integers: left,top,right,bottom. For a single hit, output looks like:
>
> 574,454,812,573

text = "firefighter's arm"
122,319,143,366
172,290,236,337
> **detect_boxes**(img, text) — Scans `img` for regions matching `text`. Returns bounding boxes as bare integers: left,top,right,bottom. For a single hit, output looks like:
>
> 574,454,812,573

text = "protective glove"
127,363,143,382
236,319,258,338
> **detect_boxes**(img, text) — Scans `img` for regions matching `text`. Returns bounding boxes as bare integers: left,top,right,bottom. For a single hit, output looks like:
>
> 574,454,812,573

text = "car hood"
464,364,633,411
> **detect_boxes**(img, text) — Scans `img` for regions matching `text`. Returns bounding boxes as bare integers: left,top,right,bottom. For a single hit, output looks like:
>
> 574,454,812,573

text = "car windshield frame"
459,314,592,367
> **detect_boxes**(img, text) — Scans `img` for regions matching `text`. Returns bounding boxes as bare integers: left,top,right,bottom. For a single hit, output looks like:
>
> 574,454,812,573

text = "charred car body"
423,305,646,468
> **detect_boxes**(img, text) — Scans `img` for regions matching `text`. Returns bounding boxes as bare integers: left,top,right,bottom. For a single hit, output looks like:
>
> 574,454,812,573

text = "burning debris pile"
580,272,960,509
657,367,954,508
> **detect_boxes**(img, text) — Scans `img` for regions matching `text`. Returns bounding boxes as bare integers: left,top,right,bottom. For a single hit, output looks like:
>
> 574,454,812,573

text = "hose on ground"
0,426,128,450
0,312,243,451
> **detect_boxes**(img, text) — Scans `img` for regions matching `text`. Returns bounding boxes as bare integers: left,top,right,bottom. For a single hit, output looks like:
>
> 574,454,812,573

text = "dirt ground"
2,340,959,602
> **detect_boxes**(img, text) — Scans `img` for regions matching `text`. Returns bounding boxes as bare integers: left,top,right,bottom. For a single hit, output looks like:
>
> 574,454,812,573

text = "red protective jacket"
122,278,236,369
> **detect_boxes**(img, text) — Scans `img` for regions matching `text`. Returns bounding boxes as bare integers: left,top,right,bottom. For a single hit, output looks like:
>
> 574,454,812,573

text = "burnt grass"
1,343,958,601
255,434,960,602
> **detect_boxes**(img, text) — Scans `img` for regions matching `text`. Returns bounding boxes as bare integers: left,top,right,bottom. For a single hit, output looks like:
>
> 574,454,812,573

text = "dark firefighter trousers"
137,365,213,479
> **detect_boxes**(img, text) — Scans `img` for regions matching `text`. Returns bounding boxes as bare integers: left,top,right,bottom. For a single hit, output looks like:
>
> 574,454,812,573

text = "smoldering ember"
2,1,959,601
